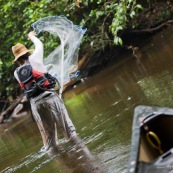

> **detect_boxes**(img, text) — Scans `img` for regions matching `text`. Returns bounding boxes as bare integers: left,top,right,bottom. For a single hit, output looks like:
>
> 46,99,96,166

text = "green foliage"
110,0,142,45
76,0,142,48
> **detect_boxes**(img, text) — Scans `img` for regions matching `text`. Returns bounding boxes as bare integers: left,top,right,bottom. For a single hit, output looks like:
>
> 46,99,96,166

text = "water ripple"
1,151,48,173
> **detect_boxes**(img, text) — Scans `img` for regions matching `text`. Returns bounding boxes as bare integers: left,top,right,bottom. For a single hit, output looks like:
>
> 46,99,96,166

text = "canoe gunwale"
128,105,173,173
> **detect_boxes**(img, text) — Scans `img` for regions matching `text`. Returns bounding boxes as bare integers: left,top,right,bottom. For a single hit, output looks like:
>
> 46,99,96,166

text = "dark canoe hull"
128,105,173,173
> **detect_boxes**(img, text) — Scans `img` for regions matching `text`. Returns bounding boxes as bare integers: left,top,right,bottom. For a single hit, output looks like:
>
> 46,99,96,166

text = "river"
1,27,173,173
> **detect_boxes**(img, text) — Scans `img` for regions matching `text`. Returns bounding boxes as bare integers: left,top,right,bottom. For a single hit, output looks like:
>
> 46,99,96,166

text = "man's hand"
28,31,37,40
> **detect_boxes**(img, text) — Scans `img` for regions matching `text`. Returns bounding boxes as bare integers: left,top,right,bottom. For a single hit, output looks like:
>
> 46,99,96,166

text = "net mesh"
31,15,87,95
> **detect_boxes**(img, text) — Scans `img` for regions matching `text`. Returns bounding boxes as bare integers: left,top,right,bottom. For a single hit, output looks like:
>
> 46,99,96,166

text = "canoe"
128,105,173,173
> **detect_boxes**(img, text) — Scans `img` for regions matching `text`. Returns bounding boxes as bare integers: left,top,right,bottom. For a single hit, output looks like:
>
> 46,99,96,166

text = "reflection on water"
2,136,103,173
1,151,48,173
47,136,104,173
1,28,173,172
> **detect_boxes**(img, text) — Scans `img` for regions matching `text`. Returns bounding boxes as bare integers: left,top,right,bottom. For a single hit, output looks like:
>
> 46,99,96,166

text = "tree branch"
133,20,173,33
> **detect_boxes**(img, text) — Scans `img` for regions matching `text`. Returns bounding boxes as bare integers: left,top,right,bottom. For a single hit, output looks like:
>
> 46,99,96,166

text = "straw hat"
12,43,34,61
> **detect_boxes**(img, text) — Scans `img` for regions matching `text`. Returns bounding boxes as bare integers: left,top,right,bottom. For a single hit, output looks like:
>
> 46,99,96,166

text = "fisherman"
12,31,77,151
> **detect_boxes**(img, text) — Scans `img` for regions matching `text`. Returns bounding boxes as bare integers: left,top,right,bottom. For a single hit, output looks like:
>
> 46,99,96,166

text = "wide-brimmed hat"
12,43,34,61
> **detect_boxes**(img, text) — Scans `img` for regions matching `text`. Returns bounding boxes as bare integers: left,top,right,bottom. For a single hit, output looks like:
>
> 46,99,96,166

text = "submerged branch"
0,95,26,123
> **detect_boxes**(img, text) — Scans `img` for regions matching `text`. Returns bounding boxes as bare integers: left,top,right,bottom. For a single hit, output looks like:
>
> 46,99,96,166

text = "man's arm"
28,31,47,73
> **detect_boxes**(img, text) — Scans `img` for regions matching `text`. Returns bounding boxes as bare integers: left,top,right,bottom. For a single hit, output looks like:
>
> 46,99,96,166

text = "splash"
32,15,87,97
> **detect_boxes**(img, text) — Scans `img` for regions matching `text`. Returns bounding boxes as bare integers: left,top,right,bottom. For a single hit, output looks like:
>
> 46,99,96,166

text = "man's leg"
30,99,57,150
51,94,77,140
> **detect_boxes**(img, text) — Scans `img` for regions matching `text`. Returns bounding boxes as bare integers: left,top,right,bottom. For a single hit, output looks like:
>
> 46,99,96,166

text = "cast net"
31,15,87,97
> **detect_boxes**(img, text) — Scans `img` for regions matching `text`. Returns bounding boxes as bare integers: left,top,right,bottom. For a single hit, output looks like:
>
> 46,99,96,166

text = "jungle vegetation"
0,0,173,100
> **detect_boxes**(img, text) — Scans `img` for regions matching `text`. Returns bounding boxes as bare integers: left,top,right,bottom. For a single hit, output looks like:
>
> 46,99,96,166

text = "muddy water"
1,28,173,173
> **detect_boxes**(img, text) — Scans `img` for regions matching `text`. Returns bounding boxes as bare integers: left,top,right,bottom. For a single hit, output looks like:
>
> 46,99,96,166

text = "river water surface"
1,28,173,173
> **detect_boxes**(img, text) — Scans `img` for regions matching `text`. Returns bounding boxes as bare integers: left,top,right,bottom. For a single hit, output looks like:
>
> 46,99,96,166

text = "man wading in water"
12,31,77,152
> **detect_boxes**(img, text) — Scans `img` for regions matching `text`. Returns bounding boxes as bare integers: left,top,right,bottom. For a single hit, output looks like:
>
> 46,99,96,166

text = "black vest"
17,62,56,98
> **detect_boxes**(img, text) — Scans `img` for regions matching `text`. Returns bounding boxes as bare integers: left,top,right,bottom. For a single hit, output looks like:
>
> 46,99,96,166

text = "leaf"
96,11,104,18
118,37,123,46
0,60,3,66
136,4,143,9
114,37,123,45
130,11,135,18
90,41,94,47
